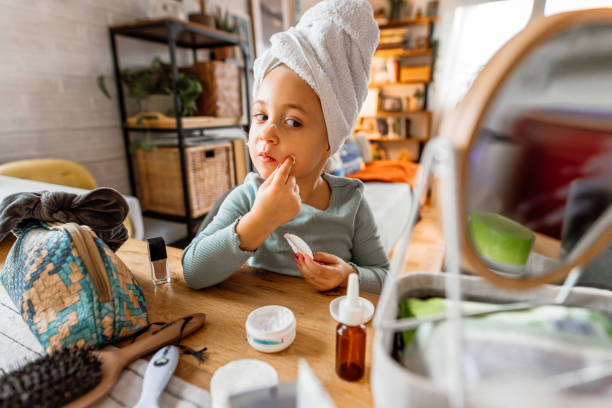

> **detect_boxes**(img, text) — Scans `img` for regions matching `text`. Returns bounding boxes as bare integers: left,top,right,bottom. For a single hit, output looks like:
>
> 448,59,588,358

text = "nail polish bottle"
336,274,366,381
147,237,170,285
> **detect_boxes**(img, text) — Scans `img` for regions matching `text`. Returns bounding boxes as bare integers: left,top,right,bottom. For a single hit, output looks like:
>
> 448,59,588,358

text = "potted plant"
98,57,202,117
212,7,238,60
188,0,215,27
97,58,203,152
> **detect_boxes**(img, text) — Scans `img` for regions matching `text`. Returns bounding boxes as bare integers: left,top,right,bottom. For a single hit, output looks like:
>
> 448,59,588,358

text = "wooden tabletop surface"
0,237,378,407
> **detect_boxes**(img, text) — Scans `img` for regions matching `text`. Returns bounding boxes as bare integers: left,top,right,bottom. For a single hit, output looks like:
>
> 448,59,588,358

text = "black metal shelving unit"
108,18,252,245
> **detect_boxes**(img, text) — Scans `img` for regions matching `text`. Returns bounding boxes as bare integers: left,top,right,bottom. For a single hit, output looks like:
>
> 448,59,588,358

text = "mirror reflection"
466,22,612,278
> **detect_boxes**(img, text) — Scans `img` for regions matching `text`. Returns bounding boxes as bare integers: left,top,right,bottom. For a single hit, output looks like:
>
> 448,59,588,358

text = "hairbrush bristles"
0,347,102,408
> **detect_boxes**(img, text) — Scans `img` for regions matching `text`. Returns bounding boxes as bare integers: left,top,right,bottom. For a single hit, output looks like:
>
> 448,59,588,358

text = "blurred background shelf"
126,112,243,129
368,137,429,142
370,80,431,87
378,16,439,30
359,12,437,162
125,124,246,133
366,110,432,118
374,48,432,58
110,17,244,48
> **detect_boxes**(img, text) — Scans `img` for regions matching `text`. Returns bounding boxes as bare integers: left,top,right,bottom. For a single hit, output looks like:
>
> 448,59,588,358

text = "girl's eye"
254,113,267,121
286,119,302,128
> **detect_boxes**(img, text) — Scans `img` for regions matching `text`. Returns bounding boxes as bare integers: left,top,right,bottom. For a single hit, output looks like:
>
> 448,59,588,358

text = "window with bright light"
434,0,612,124
440,0,533,109
545,0,612,16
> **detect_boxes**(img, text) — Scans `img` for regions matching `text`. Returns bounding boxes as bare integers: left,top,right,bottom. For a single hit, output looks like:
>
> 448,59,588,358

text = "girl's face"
249,65,329,181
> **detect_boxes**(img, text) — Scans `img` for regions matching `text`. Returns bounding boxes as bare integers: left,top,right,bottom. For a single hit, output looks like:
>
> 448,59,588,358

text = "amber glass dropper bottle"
336,273,366,381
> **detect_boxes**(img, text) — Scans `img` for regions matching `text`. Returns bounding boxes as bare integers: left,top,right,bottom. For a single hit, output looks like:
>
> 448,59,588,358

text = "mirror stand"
375,137,467,407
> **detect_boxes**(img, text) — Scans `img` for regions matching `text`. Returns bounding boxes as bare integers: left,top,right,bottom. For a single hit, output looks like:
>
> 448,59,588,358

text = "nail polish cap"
147,237,167,262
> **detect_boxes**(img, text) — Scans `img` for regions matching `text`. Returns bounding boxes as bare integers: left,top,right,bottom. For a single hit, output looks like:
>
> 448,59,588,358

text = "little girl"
182,0,389,293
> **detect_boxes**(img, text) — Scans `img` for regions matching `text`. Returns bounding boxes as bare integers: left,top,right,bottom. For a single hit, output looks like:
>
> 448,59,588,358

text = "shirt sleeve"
182,186,256,289
349,195,391,294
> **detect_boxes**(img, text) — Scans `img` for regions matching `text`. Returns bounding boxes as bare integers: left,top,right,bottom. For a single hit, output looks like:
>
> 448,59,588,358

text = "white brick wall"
0,0,248,194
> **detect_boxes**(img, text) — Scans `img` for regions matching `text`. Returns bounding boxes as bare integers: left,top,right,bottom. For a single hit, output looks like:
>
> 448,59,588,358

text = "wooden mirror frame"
442,8,612,289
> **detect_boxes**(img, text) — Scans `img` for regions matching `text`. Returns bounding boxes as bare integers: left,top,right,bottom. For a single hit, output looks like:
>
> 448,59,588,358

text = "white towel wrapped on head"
252,0,379,155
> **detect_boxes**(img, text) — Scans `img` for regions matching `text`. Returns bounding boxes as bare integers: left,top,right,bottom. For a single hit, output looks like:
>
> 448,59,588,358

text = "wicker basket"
183,61,242,118
134,142,235,217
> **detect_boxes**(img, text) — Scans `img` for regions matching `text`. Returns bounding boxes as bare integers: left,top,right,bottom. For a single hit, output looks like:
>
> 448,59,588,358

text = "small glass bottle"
147,237,170,285
335,274,366,381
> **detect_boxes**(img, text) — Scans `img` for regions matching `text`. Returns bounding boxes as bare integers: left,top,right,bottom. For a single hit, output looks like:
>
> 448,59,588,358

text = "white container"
372,272,612,407
246,305,296,353
211,359,278,408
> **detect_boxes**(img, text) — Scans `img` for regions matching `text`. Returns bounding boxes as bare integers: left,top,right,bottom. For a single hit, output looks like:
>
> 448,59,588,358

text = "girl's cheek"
247,132,257,147
247,124,261,143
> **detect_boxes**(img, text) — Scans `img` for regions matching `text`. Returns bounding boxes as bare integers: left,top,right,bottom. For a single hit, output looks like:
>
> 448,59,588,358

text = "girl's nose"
259,122,279,144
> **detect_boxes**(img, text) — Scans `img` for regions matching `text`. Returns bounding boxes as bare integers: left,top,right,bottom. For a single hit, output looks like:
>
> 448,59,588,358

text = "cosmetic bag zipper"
57,223,112,303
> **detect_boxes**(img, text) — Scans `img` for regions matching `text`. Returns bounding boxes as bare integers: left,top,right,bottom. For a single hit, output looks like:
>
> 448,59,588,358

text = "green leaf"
129,133,156,154
97,75,111,99
114,57,203,117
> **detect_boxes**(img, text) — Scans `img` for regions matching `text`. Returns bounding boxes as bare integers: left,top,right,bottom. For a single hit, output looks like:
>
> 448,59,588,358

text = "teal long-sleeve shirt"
182,172,390,293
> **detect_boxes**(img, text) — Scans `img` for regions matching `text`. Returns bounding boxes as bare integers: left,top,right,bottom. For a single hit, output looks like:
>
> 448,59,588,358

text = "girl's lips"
258,153,276,163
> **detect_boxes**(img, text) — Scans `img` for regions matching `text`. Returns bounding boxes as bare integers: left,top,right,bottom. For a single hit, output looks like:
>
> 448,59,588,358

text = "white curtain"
430,0,612,135
430,0,535,135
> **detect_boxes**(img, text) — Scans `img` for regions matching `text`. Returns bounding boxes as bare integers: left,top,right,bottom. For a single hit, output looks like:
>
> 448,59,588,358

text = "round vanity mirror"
449,9,612,288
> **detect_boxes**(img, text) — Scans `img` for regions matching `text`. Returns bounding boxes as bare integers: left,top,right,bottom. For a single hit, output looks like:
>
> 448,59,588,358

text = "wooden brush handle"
115,313,206,362
65,313,206,408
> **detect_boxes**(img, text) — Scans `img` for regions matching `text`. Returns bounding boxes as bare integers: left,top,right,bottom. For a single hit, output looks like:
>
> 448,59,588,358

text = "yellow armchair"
0,159,97,190
0,159,134,237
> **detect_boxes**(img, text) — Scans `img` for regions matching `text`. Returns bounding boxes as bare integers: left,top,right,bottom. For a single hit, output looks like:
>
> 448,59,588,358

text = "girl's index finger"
273,156,294,185
261,170,275,187
261,157,286,187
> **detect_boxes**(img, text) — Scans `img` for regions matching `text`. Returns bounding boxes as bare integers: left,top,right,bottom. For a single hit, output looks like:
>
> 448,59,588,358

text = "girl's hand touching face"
252,156,301,229
295,251,357,292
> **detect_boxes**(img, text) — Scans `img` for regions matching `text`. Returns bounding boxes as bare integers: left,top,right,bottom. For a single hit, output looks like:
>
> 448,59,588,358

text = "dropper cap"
339,274,365,326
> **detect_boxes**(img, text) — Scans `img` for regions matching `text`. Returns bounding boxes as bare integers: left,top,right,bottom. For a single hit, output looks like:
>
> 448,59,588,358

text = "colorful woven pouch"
0,220,149,353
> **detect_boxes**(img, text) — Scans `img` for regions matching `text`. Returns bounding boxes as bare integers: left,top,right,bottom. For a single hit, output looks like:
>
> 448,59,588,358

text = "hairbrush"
0,313,205,408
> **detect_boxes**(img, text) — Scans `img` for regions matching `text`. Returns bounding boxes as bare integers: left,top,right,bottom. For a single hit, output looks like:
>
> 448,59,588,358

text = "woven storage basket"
184,61,242,118
134,142,235,217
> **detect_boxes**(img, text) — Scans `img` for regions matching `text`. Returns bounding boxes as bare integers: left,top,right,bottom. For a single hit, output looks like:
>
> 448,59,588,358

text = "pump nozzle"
339,274,365,326
347,273,359,307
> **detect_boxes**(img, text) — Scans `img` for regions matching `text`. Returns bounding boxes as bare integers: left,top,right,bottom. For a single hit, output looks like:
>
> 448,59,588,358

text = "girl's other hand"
236,156,300,251
252,156,301,228
295,251,356,291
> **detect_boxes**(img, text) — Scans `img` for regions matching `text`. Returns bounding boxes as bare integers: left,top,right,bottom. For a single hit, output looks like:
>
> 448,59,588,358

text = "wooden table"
0,237,378,407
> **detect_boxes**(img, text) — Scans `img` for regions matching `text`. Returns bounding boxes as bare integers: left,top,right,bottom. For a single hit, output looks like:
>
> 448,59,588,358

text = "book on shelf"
375,117,414,139
379,28,408,44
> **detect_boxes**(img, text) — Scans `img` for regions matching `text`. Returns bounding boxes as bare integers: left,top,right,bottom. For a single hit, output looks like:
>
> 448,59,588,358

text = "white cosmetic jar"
245,305,296,353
